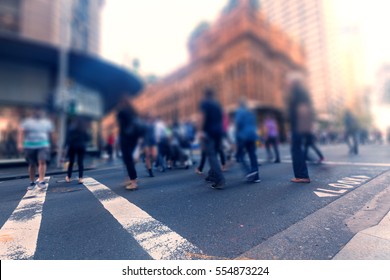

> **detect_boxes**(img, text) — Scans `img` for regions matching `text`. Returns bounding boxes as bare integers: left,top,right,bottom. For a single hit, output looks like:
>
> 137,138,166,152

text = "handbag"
125,117,145,137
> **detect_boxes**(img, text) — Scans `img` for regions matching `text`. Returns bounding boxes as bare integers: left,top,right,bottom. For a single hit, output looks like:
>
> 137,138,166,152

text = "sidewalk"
0,157,113,181
333,210,390,259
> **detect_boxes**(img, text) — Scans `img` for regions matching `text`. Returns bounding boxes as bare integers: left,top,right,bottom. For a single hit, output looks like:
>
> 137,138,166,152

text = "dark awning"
0,35,143,112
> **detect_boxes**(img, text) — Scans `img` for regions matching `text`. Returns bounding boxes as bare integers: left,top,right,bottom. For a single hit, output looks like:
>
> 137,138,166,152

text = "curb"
0,167,97,182
238,169,390,260
333,210,390,259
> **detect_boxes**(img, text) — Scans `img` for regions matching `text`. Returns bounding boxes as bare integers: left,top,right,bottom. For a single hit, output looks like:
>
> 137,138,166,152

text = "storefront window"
0,106,41,160
0,105,102,161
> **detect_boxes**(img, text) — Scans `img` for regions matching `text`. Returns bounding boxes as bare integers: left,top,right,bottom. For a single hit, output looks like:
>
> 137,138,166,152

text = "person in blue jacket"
235,99,260,183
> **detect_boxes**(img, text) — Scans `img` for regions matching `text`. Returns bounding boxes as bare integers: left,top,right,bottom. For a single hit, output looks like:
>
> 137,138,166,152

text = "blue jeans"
204,136,225,184
237,139,259,179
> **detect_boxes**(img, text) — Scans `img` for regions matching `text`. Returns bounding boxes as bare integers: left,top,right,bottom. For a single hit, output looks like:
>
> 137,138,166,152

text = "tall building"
0,0,142,162
132,0,305,140
371,65,390,138
0,0,104,55
261,0,343,121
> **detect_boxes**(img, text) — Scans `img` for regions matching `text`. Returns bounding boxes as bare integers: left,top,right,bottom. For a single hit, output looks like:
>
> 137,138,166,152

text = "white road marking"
316,188,348,195
284,159,390,167
328,183,355,189
0,177,50,260
351,175,371,179
314,191,338,198
83,177,202,260
314,175,371,198
321,161,390,167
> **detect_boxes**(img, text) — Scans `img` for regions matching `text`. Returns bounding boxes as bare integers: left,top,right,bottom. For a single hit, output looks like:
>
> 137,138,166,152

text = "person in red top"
107,132,115,161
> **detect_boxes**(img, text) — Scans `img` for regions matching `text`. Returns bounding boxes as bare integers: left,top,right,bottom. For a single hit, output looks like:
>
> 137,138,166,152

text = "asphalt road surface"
1,144,390,260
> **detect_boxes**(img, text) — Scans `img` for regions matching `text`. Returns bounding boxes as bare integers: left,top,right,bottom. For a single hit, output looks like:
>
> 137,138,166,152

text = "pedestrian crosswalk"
0,177,49,260
0,176,202,260
83,177,202,260
0,166,381,260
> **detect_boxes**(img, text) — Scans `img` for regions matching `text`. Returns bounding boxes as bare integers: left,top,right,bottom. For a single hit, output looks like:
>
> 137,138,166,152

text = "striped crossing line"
0,176,204,260
83,177,203,260
0,177,50,260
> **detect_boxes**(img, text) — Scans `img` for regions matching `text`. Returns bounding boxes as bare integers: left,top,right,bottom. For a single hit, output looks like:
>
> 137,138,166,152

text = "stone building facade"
0,0,104,55
134,0,305,128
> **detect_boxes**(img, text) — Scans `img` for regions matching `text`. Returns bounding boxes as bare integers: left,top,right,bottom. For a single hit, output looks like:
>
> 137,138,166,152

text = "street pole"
56,0,71,168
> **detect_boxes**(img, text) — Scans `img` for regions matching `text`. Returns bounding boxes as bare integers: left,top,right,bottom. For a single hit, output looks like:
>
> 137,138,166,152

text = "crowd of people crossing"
14,73,378,191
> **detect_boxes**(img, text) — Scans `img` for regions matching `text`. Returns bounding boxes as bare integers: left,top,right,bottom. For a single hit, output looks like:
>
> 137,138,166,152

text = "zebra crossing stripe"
0,177,50,260
83,177,203,260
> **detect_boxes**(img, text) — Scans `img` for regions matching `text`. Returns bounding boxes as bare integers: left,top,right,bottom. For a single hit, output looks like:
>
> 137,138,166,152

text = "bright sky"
101,0,226,76
101,0,390,83
335,0,390,83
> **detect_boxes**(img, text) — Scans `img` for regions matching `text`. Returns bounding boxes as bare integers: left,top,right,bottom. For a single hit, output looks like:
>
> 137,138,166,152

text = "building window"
0,0,21,34
71,0,90,52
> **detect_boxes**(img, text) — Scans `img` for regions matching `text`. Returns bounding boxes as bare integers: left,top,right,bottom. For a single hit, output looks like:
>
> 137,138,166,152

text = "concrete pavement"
333,210,390,259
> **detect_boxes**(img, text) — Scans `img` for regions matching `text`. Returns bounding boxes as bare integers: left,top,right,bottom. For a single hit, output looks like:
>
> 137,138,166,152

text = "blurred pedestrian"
4,124,18,158
18,106,54,190
65,117,90,184
344,110,359,155
106,131,115,161
286,73,311,183
264,114,281,163
235,99,260,183
199,88,225,189
117,97,143,190
143,114,157,177
155,116,169,172
303,132,324,163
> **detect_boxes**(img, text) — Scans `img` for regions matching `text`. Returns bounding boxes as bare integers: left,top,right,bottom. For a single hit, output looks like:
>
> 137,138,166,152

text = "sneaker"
246,171,258,181
290,178,311,183
210,182,225,189
205,176,216,183
37,181,47,189
27,182,36,190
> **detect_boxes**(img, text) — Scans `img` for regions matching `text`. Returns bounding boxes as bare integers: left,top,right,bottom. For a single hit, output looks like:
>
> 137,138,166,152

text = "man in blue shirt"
235,99,260,183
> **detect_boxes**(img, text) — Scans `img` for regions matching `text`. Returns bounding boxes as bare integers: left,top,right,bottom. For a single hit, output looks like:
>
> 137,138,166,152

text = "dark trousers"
303,133,324,160
198,146,226,172
291,133,309,179
204,136,225,184
237,139,259,179
120,136,138,180
106,144,114,160
157,139,169,170
67,146,86,178
265,137,280,162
